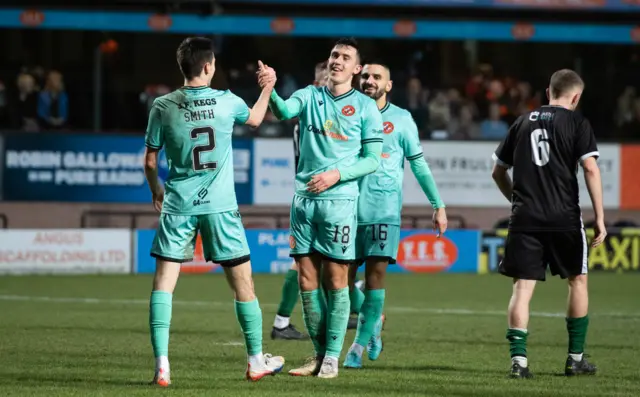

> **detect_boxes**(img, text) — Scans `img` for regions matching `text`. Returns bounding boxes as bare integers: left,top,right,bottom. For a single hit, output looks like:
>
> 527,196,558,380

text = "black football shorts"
499,230,588,281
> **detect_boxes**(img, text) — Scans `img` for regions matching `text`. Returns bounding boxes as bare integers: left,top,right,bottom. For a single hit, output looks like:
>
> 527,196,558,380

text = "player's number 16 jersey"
358,102,424,226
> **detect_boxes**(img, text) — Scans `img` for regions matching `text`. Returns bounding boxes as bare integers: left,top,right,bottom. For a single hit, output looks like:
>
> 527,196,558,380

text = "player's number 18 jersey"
358,102,424,225
145,86,250,215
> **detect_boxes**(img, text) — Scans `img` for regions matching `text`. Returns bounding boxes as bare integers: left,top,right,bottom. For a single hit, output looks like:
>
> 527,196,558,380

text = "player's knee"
223,261,256,301
323,268,349,290
364,259,387,290
298,265,319,291
568,274,588,290
365,271,385,290
153,260,181,292
231,276,255,302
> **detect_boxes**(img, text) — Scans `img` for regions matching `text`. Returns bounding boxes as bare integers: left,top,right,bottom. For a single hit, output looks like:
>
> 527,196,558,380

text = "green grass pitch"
0,273,638,396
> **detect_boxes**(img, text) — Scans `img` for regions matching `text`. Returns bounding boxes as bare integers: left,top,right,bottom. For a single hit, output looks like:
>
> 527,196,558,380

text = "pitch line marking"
0,294,638,320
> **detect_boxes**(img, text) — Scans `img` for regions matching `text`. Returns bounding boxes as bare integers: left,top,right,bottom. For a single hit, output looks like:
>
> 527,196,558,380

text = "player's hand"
307,169,341,194
257,60,277,89
591,219,607,248
433,207,448,237
152,189,164,213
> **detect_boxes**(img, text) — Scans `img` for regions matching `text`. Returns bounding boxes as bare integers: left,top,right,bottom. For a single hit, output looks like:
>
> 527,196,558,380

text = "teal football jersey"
358,102,423,225
145,86,249,215
291,85,384,199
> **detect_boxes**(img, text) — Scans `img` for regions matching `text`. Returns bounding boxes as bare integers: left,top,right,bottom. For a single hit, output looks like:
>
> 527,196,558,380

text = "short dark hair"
549,69,584,99
315,60,328,71
363,60,391,77
333,37,360,62
176,37,215,80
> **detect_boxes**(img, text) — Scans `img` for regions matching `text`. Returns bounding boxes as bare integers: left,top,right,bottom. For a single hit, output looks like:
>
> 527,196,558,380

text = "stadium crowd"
1,61,639,141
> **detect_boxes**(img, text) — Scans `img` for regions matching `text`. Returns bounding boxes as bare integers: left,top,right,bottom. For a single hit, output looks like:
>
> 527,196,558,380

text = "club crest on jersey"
289,235,296,249
342,105,355,116
383,121,394,134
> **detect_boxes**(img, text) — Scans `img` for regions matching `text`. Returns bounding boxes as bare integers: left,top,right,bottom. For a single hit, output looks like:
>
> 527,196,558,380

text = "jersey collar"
180,85,209,91
380,101,391,113
324,86,355,102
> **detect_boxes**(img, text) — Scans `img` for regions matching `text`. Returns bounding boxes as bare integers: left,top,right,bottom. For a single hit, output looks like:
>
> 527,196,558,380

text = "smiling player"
343,62,447,369
259,38,384,378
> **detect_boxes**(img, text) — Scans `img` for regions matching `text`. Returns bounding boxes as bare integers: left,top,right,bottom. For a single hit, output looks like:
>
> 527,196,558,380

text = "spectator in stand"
615,86,636,128
480,102,509,139
38,70,68,129
450,103,480,140
428,90,451,139
447,88,463,120
0,80,8,128
403,77,430,136
12,73,39,131
619,98,640,140
486,79,509,121
516,81,540,114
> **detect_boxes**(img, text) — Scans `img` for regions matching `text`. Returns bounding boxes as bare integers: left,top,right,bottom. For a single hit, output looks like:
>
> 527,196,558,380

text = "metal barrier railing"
80,209,466,230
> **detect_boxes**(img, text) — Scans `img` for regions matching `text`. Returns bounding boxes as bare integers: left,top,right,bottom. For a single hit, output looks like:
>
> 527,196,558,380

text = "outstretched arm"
268,90,303,120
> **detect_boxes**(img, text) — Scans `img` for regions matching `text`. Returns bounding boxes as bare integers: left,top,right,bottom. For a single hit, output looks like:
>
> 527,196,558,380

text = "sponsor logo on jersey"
383,121,395,134
181,235,220,273
306,120,348,141
193,188,211,207
342,105,356,116
381,153,390,159
397,233,458,273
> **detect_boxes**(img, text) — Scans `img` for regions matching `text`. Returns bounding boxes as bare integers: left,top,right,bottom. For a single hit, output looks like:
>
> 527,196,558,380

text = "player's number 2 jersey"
358,102,424,225
145,86,249,215
493,105,599,231
292,85,384,199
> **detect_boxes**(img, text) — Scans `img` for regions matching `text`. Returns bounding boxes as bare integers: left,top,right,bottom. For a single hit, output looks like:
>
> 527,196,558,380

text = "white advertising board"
0,229,131,274
403,142,620,208
253,138,296,204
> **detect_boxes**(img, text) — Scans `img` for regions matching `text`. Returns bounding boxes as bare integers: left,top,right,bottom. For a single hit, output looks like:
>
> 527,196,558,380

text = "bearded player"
343,62,447,369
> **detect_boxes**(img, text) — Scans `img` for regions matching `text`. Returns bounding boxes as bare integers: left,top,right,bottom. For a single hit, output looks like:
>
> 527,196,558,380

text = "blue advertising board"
135,229,480,274
2,9,639,44
2,134,252,204
226,0,640,12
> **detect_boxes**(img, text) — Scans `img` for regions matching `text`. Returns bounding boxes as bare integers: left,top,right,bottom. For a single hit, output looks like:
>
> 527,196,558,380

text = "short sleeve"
492,118,520,168
229,93,250,125
289,86,314,116
361,99,384,145
145,102,164,150
575,118,599,163
401,113,423,161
